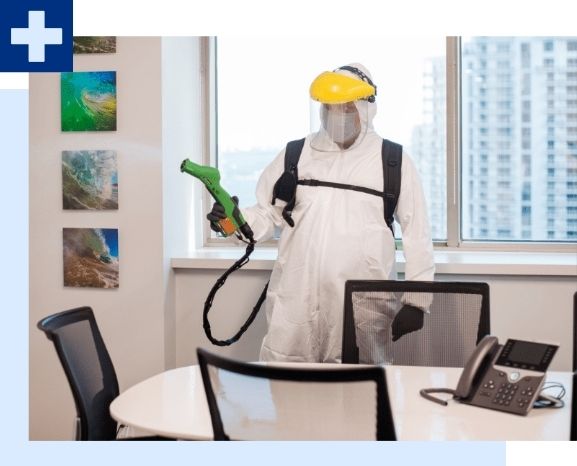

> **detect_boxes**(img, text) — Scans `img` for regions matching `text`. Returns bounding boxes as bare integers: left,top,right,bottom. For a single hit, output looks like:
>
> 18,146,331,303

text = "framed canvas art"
62,150,118,209
63,228,119,288
73,36,116,54
61,71,117,131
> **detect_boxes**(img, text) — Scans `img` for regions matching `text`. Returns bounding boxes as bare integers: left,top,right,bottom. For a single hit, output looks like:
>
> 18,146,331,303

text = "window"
211,36,577,247
215,36,447,241
461,37,577,242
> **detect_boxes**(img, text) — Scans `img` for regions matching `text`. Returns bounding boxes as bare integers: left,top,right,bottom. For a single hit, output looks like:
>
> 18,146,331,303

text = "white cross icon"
11,11,63,63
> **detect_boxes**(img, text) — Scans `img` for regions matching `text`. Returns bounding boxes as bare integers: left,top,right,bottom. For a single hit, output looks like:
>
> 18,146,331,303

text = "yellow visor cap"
310,71,375,104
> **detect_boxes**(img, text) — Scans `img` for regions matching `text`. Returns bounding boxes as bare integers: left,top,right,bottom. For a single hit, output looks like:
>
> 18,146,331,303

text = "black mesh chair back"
197,347,396,441
570,372,577,440
573,291,577,372
37,307,119,440
342,280,490,367
572,292,576,441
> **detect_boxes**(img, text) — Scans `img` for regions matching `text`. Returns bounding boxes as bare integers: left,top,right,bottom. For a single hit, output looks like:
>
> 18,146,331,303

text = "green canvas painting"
61,71,117,131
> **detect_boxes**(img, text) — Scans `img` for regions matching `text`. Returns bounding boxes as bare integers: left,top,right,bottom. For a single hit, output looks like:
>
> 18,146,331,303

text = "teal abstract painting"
62,150,118,209
61,71,117,131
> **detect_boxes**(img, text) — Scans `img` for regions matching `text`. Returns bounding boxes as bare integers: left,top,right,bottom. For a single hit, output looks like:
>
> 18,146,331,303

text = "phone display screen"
495,339,558,372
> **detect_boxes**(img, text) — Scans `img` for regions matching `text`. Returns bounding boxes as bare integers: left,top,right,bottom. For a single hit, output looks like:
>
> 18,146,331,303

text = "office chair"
569,372,577,441
196,347,396,440
573,291,577,373
37,307,168,440
342,280,490,367
571,292,576,441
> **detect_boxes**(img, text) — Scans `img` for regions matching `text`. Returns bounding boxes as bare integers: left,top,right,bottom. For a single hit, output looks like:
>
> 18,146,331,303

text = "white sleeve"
238,148,287,243
395,151,436,282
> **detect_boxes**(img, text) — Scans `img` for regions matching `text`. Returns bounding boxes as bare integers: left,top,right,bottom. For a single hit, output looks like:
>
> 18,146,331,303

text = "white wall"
161,37,205,369
174,268,577,371
29,38,165,440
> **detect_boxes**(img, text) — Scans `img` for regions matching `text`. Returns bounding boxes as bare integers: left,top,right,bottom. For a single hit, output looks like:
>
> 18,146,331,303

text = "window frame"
201,36,577,252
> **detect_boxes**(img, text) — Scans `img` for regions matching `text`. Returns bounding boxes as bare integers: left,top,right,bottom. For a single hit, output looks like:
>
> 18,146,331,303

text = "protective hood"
338,63,377,132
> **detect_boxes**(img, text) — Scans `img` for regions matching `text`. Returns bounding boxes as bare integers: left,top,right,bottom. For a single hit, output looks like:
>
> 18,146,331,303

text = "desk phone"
421,336,559,416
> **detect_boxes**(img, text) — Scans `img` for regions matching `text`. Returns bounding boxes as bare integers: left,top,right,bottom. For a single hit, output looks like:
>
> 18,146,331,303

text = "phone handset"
454,335,499,400
420,335,500,406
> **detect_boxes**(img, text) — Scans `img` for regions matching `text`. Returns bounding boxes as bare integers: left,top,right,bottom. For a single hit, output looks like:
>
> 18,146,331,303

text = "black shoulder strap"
381,139,403,235
271,138,306,227
284,138,305,172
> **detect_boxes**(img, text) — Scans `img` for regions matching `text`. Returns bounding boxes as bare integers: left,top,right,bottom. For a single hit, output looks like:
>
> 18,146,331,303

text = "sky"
217,36,446,152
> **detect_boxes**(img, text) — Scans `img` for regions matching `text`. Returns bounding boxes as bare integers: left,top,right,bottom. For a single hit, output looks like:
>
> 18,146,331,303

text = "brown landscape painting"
73,36,116,54
63,228,119,288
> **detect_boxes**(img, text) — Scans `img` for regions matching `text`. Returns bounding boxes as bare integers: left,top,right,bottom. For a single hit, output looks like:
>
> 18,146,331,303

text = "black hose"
202,240,268,346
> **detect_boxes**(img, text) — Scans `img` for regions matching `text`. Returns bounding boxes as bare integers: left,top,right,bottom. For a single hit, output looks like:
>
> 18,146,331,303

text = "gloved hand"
391,304,425,342
206,196,239,233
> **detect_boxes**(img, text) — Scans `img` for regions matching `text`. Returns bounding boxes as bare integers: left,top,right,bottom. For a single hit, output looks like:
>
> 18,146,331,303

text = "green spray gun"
180,159,266,347
180,159,254,242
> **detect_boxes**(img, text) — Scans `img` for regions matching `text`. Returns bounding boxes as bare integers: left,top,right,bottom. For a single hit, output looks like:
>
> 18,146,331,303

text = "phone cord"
202,239,268,346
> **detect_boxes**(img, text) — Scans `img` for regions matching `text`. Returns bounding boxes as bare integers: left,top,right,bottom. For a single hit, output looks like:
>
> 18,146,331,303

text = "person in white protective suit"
207,64,435,362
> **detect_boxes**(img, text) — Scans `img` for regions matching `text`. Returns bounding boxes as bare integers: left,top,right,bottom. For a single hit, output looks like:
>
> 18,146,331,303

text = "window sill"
171,248,577,276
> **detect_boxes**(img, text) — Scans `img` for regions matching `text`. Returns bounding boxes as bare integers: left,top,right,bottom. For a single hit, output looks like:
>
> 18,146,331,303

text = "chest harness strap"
272,138,403,236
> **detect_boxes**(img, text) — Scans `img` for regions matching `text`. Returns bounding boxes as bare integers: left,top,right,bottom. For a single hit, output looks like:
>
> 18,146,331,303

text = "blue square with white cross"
0,0,72,72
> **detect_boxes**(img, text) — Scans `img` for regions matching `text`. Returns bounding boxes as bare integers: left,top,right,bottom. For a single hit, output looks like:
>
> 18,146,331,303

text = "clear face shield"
309,100,368,152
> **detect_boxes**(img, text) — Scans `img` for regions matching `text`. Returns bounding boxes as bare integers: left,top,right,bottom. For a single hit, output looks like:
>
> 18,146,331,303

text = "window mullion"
446,36,461,248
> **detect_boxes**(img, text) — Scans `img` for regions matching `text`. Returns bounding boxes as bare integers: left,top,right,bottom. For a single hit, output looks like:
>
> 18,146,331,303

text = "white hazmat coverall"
240,68,435,363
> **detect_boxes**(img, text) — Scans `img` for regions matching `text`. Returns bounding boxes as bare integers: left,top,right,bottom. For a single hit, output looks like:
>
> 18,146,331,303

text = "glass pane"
216,37,446,240
461,37,577,242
